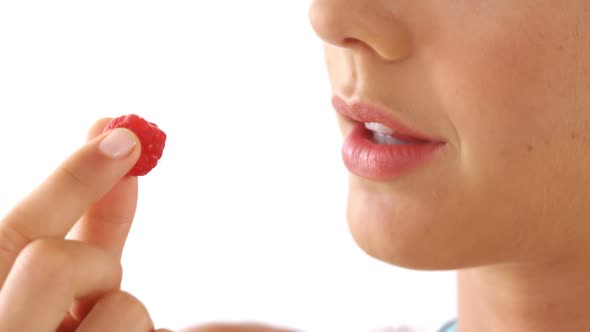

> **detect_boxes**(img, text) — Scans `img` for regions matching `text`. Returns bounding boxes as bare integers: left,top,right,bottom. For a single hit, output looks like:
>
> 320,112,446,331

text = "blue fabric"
439,320,457,332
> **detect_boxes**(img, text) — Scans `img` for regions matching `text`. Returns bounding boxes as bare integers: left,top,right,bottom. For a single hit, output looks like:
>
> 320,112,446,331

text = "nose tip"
308,1,346,48
308,0,411,62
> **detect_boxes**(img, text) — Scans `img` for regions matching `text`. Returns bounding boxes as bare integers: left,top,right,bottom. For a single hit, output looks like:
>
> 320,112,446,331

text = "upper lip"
331,96,441,142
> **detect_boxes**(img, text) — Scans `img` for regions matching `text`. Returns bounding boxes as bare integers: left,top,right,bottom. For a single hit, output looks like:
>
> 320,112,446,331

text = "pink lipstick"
332,96,445,181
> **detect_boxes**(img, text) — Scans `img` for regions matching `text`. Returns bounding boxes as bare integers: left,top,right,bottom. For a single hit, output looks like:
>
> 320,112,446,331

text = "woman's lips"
341,120,443,181
332,96,442,142
333,96,445,181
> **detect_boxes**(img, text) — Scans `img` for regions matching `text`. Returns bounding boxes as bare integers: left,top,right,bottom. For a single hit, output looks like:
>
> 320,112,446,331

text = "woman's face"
309,1,590,269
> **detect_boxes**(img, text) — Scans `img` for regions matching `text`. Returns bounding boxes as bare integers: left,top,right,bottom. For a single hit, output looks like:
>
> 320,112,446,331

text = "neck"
457,260,590,332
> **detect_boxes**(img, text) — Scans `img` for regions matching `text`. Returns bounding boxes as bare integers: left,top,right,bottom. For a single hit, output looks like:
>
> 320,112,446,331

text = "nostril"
342,38,359,47
309,0,412,62
342,38,365,49
345,35,411,63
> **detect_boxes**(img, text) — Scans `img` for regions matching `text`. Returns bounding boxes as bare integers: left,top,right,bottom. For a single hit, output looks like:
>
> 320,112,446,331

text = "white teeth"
364,122,395,135
372,132,410,145
365,122,410,145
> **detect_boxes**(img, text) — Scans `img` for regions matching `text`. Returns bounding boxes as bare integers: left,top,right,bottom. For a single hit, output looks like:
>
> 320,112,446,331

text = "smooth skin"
309,0,590,331
0,119,292,332
0,118,171,331
0,116,295,332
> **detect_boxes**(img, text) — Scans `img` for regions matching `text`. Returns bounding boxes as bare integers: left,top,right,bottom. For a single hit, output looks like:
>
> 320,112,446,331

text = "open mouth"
332,96,445,181
363,122,430,145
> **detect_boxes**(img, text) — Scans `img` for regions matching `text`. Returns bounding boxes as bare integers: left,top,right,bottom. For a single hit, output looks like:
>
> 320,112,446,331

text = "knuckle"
101,291,153,328
112,260,123,283
0,216,35,259
56,164,89,196
18,239,74,289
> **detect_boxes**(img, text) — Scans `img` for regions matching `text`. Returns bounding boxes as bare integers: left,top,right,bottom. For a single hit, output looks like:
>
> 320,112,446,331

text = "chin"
346,175,492,271
346,214,454,271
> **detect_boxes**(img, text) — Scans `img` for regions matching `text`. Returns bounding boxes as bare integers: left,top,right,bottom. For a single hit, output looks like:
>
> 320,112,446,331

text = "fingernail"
99,128,138,158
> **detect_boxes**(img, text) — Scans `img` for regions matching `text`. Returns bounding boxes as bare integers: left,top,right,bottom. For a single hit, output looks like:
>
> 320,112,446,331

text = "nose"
309,0,411,62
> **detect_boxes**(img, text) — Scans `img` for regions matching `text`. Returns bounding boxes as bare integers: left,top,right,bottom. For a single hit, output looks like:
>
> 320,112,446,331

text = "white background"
0,1,456,331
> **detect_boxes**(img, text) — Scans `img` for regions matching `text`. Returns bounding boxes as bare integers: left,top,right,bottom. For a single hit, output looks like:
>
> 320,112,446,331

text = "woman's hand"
0,119,170,332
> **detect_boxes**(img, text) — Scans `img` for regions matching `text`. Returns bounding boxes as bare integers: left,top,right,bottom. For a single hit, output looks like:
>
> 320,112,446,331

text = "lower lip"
342,122,443,181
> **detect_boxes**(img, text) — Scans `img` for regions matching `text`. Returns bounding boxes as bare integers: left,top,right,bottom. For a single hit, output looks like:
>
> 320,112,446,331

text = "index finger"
0,123,141,285
68,118,139,260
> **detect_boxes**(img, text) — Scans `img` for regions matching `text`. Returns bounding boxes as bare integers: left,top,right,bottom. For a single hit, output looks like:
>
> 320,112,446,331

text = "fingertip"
98,128,141,160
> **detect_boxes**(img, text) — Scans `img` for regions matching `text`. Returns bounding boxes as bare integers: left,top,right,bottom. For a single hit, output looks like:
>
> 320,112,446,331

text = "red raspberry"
103,114,167,176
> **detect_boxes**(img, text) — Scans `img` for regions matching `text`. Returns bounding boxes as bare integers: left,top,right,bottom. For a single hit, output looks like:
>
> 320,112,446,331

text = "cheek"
428,11,588,178
424,9,590,255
